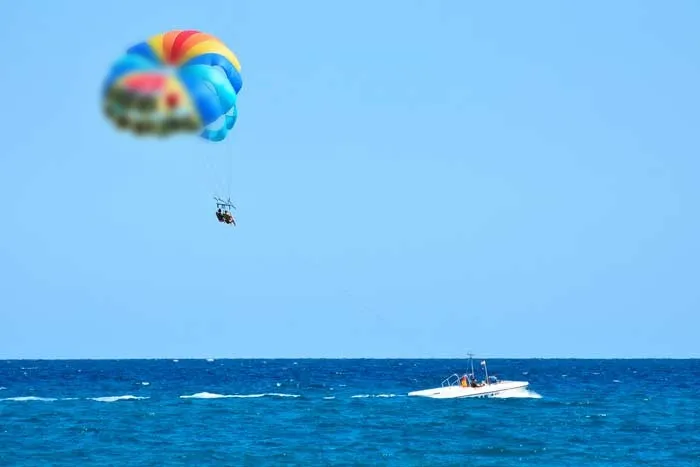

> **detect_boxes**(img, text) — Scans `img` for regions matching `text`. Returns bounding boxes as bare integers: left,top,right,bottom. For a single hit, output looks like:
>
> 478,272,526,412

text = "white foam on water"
492,388,543,399
89,395,149,403
1,396,57,402
351,394,400,399
180,392,300,399
180,392,231,399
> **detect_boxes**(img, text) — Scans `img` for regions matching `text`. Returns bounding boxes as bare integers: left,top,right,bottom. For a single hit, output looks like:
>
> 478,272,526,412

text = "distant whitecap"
89,395,149,403
1,396,57,402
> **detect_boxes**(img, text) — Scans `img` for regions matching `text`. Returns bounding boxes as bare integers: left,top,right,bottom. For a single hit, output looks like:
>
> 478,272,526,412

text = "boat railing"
441,373,462,387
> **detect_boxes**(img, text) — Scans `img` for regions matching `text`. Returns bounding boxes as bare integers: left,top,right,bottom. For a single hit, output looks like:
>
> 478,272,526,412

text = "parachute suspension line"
207,139,235,209
227,137,234,201
202,145,220,202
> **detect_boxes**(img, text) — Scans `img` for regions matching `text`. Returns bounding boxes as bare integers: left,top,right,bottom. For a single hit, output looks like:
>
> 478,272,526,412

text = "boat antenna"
468,352,475,379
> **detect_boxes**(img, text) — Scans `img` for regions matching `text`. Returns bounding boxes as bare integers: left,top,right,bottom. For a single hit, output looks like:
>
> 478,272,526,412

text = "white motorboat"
408,355,529,399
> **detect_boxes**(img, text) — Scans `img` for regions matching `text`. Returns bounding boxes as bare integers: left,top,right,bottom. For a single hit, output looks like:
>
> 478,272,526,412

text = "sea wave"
89,395,149,403
351,394,400,398
1,396,57,402
1,390,540,402
180,392,300,399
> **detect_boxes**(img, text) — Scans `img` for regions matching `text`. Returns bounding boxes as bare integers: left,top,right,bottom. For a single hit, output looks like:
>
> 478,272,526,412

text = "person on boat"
460,375,468,387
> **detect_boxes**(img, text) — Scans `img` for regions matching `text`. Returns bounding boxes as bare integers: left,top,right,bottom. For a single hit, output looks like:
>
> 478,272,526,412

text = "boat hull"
408,381,528,399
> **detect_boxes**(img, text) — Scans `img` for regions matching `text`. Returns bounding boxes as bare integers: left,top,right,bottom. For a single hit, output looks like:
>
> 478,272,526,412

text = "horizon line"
1,356,698,361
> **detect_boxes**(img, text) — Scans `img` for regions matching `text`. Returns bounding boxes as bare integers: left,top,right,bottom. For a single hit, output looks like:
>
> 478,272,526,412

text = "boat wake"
351,394,401,399
492,388,542,399
180,392,300,399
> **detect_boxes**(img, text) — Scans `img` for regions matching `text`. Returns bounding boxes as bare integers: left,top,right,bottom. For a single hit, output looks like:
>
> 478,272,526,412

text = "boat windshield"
441,374,463,387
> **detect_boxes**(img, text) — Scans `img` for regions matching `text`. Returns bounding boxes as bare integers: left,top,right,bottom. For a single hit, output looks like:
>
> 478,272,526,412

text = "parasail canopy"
102,30,243,142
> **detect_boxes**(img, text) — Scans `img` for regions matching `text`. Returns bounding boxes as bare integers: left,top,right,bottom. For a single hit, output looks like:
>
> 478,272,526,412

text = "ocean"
1,359,698,466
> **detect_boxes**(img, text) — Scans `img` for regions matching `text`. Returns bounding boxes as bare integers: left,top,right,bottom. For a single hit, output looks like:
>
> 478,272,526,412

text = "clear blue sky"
1,1,698,359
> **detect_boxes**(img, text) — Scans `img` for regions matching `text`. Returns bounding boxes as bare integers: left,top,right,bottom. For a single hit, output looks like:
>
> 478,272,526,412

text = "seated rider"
214,198,237,226
222,210,236,226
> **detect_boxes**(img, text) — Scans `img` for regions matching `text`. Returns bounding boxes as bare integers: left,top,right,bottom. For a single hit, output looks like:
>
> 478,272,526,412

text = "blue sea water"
1,359,698,466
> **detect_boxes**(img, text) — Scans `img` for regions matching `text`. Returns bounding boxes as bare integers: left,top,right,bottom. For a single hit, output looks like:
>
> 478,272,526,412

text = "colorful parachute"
102,30,242,142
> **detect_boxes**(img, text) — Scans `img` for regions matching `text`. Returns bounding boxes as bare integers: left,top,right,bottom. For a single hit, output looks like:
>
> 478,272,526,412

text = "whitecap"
1,396,57,402
141,382,150,386
180,392,300,399
180,392,231,399
323,396,336,400
613,379,621,383
351,394,398,398
89,395,149,403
